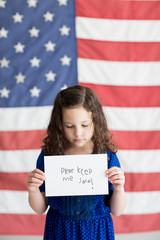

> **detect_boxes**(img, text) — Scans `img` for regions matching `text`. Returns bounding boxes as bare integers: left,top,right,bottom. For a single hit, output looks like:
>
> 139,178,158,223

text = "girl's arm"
27,169,48,215
107,167,127,216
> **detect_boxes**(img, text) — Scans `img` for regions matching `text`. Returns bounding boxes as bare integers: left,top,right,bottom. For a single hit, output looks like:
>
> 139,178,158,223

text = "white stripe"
0,191,35,214
1,106,160,131
0,190,159,214
124,191,160,214
1,232,160,240
1,149,159,173
0,150,40,172
0,236,43,240
78,58,160,86
104,107,160,131
116,231,160,240
0,106,52,131
118,150,160,173
76,17,160,41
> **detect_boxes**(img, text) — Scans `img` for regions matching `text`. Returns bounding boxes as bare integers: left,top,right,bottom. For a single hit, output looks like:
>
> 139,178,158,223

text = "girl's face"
62,106,94,149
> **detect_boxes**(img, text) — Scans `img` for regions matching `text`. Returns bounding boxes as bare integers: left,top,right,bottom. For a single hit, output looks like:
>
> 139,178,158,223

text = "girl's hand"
106,167,125,191
27,169,45,193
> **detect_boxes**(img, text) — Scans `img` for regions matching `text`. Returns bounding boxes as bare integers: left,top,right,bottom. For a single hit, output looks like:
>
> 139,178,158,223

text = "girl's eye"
66,125,73,128
82,125,89,128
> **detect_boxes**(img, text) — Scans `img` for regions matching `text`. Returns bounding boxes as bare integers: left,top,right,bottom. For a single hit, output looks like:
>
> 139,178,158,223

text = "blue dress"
36,151,121,240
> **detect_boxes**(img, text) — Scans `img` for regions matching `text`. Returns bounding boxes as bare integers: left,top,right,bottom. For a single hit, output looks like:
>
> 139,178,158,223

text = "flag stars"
59,25,70,36
45,41,56,52
57,0,68,6
14,42,25,53
30,56,41,67
12,13,23,23
29,86,41,97
27,0,38,7
29,27,40,37
0,27,8,38
61,84,67,90
60,55,71,66
0,0,6,8
15,73,26,83
0,58,10,68
45,71,56,82
43,11,54,22
0,87,10,98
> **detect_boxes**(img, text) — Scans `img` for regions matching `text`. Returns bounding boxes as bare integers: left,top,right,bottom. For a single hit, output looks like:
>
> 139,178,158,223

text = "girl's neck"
64,142,94,155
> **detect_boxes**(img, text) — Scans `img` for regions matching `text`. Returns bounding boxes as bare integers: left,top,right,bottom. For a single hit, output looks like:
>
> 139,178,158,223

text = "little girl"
27,85,126,240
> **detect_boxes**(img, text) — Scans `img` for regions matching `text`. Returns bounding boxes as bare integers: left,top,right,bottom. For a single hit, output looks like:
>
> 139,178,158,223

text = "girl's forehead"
62,106,92,120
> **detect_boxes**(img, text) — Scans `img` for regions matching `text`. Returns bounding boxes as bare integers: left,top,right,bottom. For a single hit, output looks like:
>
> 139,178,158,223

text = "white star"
43,11,54,22
0,0,6,8
14,42,25,53
59,25,70,36
0,58,10,68
0,87,10,98
29,86,41,97
30,56,41,67
44,41,56,52
61,84,67,90
12,13,23,23
27,0,38,7
15,73,25,83
60,55,71,66
28,26,40,37
57,0,68,6
45,71,56,82
0,27,8,38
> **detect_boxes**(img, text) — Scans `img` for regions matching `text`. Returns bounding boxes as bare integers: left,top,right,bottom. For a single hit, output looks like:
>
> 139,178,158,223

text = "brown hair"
42,85,117,155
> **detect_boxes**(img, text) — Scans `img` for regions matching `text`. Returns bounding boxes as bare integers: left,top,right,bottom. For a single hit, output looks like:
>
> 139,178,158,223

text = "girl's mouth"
74,139,83,143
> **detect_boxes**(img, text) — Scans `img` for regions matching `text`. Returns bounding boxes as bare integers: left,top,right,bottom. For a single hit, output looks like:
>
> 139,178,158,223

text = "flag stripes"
1,149,159,173
78,39,160,62
0,213,160,235
76,17,160,42
1,130,160,151
1,106,160,131
0,190,159,215
76,0,160,20
1,172,160,192
78,59,160,86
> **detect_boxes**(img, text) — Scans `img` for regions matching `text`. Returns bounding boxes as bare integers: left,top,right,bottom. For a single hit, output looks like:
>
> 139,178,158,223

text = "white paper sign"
44,154,108,196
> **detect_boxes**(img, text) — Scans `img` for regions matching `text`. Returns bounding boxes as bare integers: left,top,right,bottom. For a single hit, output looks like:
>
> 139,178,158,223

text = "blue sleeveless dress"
36,151,121,240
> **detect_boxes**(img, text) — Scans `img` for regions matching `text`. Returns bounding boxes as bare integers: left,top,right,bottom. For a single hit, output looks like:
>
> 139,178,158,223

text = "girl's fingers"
27,169,45,187
106,167,124,178
29,169,45,180
108,174,124,182
106,167,125,187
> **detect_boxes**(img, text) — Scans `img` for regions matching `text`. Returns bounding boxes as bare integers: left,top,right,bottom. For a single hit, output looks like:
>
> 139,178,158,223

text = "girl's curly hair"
42,85,117,155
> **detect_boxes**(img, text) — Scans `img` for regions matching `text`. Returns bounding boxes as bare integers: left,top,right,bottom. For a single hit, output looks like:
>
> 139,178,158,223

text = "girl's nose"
75,126,82,137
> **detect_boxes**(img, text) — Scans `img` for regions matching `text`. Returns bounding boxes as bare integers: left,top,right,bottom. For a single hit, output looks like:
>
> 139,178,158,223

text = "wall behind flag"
0,0,160,239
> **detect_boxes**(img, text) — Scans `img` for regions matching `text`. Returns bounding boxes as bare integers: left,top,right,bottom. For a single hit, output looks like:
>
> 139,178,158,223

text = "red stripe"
78,39,160,62
125,172,160,192
80,83,160,107
112,130,160,150
0,213,159,234
113,213,160,233
76,0,160,20
1,130,160,151
0,214,45,235
1,172,160,192
0,130,46,150
0,172,28,191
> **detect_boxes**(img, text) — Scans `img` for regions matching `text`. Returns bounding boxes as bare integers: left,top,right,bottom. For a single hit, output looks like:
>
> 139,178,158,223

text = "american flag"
0,0,160,239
